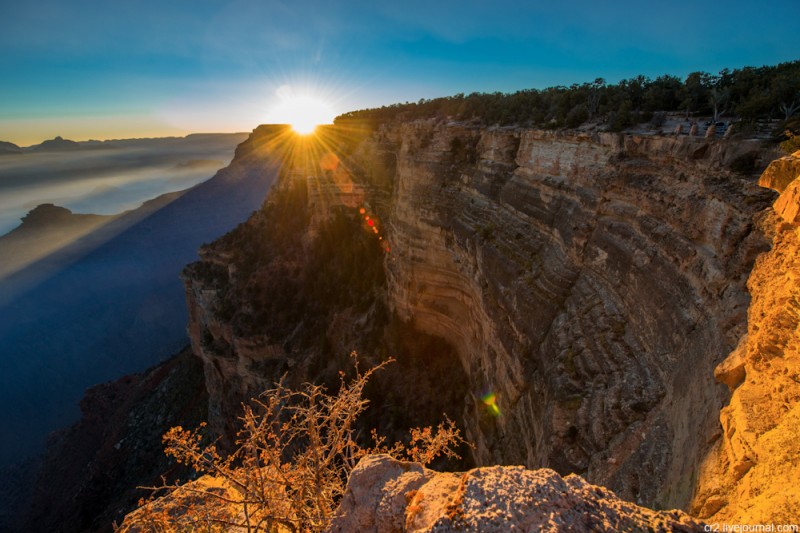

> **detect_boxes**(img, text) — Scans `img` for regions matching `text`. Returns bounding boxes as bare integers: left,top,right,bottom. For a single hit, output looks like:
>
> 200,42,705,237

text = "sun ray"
247,120,392,257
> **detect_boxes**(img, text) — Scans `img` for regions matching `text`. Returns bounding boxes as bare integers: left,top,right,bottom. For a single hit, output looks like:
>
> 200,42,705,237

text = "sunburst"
266,85,336,135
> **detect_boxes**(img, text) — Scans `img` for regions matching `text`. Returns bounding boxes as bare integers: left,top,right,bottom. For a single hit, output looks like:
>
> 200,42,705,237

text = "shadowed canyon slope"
180,120,783,516
0,136,276,469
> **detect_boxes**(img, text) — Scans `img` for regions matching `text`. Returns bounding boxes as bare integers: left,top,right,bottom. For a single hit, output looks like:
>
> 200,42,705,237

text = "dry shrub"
120,356,466,533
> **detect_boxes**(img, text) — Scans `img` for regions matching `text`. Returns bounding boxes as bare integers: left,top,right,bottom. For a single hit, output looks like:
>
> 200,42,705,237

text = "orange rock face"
692,150,800,522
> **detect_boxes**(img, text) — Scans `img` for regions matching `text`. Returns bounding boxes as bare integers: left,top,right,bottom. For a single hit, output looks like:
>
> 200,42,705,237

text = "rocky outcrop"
758,150,800,193
0,204,114,279
117,454,703,532
182,121,778,511
329,454,703,532
692,150,800,522
19,349,208,533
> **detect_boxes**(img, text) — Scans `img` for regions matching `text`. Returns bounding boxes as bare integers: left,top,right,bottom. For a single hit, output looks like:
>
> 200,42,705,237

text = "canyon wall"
182,121,778,511
377,123,779,509
692,150,800,521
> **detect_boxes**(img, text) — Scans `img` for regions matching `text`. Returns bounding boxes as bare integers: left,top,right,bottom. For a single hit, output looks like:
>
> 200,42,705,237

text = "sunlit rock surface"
183,121,778,511
329,454,703,532
692,150,800,522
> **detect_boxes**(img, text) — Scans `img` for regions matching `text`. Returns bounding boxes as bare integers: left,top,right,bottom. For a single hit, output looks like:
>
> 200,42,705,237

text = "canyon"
33,118,796,530
168,118,797,524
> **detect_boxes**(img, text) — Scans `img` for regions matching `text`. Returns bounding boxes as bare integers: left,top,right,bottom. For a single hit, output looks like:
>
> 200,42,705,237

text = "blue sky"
1,0,798,145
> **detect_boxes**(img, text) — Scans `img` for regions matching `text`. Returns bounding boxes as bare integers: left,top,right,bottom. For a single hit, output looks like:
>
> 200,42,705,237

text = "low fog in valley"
0,132,275,471
0,135,247,235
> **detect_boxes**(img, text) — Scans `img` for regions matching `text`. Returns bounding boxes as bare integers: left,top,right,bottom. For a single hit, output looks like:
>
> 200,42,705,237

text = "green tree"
642,75,682,112
773,72,800,119
680,71,711,118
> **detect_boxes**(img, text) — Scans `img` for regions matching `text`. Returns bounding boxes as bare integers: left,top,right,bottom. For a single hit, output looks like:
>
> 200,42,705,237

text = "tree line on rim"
336,60,800,136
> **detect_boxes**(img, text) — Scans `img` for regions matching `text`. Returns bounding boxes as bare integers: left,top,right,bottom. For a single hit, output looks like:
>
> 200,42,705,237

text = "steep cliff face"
366,123,774,509
182,121,777,510
692,151,800,522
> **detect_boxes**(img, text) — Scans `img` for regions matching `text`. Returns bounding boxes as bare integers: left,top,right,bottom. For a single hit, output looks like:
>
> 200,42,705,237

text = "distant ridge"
0,140,22,155
13,132,250,151
30,136,87,152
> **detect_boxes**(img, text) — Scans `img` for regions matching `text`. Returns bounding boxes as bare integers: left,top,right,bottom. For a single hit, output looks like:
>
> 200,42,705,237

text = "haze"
0,132,274,469
0,135,246,235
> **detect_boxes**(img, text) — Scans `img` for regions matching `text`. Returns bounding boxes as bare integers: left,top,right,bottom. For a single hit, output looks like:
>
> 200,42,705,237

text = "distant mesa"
19,204,78,227
29,136,117,152
0,140,22,155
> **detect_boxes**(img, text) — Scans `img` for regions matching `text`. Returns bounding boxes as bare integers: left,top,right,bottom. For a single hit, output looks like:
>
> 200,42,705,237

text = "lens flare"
357,205,391,253
320,152,340,171
481,392,501,416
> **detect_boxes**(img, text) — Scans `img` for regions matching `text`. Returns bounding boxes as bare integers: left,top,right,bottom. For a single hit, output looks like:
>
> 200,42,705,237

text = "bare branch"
120,355,466,533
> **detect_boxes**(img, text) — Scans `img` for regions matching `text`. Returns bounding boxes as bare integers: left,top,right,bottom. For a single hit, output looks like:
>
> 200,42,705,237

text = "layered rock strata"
379,124,778,510
183,121,777,510
692,150,800,521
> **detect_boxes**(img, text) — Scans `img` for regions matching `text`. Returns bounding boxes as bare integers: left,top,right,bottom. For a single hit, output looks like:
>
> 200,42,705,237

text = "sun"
267,85,336,135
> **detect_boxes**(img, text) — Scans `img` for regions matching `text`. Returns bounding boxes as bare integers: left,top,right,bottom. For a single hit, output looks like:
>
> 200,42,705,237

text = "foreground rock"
329,455,703,532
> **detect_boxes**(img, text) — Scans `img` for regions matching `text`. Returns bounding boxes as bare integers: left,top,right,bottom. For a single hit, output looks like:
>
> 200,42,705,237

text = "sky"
1,0,799,146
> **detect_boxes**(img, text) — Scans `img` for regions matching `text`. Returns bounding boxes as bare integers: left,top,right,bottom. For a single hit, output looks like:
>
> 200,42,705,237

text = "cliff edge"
692,150,800,522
